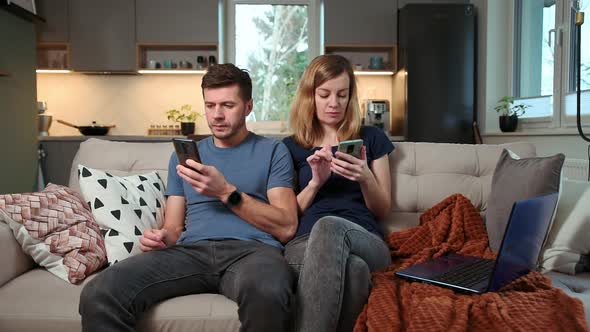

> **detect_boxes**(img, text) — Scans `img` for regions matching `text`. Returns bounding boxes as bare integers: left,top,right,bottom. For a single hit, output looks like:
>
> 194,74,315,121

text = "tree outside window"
234,4,311,123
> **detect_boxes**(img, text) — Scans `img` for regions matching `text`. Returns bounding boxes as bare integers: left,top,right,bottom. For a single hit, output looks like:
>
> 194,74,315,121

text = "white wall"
482,0,512,133
37,74,209,136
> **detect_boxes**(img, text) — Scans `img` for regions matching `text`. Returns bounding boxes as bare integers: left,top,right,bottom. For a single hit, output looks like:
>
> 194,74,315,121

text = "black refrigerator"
397,4,476,143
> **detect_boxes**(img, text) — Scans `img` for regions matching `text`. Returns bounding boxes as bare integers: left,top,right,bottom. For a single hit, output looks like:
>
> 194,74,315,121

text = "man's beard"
209,118,246,140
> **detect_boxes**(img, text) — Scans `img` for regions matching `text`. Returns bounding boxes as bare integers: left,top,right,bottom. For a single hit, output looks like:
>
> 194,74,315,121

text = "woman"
283,54,394,332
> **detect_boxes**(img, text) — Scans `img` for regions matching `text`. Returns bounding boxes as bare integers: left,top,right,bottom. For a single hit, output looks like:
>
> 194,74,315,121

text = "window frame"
510,0,590,132
223,0,322,133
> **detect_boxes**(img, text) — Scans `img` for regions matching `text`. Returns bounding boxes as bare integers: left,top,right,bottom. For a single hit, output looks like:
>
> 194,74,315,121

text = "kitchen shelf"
137,43,217,71
325,44,397,72
354,70,395,76
37,42,69,70
0,70,9,77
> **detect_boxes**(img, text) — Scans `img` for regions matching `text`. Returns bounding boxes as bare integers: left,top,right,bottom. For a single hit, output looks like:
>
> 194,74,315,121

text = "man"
79,64,298,332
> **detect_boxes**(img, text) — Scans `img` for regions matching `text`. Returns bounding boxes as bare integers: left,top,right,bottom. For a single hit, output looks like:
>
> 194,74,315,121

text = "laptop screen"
489,192,559,291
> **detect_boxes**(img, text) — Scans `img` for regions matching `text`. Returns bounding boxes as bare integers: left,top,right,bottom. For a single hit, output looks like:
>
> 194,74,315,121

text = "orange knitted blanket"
354,194,589,332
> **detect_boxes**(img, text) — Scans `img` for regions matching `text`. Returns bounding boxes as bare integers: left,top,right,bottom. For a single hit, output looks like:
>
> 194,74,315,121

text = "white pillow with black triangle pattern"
77,165,166,266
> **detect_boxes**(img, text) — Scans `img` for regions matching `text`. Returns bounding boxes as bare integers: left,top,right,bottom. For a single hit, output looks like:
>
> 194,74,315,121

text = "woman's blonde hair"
289,54,361,148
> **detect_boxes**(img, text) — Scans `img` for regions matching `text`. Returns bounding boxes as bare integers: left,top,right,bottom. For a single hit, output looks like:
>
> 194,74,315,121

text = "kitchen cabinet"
136,0,218,71
136,0,218,44
35,0,69,69
325,45,396,72
324,0,396,46
36,0,69,42
69,0,136,72
0,9,39,193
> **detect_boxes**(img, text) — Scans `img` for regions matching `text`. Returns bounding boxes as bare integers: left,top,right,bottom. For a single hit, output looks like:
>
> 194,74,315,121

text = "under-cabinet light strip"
36,69,71,74
138,70,207,74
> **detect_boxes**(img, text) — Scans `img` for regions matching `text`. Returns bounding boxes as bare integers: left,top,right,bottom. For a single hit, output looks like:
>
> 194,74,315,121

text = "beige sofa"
0,138,588,331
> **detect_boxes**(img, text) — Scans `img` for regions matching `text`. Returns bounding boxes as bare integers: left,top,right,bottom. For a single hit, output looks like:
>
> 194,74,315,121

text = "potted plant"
494,96,530,132
166,104,200,136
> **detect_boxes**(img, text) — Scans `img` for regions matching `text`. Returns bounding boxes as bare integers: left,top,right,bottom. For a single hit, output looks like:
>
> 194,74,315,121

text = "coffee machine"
364,100,390,133
37,101,52,136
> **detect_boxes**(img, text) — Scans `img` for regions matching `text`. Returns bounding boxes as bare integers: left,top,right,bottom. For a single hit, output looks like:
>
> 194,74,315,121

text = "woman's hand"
306,145,333,190
331,145,372,183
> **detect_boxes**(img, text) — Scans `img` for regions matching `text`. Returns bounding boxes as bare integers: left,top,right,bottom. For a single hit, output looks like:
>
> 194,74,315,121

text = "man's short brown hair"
201,64,252,102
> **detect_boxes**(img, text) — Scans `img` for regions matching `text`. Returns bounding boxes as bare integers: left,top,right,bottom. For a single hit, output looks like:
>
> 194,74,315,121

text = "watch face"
228,190,241,205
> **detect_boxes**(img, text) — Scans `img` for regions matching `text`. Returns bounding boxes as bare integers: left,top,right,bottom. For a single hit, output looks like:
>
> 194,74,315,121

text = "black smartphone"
172,138,201,170
337,139,363,159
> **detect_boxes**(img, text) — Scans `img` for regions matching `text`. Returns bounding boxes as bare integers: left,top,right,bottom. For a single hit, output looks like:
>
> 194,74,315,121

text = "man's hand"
177,159,234,201
139,228,168,252
306,145,333,190
331,145,372,183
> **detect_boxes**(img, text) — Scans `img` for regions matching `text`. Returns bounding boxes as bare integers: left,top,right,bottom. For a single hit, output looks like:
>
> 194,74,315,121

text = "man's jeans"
284,216,391,332
79,239,295,332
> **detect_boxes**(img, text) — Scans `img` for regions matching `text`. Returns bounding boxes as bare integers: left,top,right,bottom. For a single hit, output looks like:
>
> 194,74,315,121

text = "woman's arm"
331,148,392,220
296,180,321,215
296,146,333,215
359,155,391,220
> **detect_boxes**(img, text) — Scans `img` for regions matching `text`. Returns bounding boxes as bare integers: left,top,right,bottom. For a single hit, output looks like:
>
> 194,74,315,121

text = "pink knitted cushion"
0,184,107,283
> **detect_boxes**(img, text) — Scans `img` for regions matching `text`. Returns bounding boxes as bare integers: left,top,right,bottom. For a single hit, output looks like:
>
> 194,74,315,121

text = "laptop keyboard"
432,259,495,288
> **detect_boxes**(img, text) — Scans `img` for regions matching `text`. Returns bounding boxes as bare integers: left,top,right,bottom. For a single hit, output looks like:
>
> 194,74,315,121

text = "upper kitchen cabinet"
69,0,136,72
324,0,396,45
136,0,218,44
35,0,69,69
36,0,69,42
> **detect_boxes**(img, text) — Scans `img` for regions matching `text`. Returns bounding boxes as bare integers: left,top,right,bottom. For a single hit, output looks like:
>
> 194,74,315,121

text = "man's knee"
239,267,294,305
79,265,124,315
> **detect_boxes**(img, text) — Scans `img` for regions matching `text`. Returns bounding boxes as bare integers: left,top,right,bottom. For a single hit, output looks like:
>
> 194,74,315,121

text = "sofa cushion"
0,184,107,284
68,139,174,194
78,166,166,266
546,271,590,324
383,142,536,234
486,150,564,251
0,268,240,332
0,222,34,288
541,179,590,274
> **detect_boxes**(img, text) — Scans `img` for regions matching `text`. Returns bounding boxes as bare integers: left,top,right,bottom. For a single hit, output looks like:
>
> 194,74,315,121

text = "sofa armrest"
0,222,35,287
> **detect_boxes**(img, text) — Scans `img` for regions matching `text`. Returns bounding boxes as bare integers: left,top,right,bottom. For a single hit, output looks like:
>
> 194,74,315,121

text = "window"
512,0,590,129
564,0,590,119
225,0,321,132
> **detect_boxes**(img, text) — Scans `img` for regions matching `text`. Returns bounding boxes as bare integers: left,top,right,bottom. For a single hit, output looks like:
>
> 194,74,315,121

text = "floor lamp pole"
575,11,589,142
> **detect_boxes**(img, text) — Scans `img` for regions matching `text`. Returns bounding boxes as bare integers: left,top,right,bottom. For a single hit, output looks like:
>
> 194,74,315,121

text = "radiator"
563,158,590,181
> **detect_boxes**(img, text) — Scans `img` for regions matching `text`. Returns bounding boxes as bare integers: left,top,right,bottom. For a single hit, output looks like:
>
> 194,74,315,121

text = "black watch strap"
226,189,242,207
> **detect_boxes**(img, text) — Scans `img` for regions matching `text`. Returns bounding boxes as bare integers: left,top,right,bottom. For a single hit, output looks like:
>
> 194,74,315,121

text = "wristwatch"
226,189,242,207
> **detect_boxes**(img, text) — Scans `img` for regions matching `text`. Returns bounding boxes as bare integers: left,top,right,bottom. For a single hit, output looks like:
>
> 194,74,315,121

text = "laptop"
394,192,559,294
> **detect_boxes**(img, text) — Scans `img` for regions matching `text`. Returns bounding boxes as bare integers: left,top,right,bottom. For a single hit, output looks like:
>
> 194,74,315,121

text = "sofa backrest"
68,138,174,194
382,142,536,234
69,138,537,235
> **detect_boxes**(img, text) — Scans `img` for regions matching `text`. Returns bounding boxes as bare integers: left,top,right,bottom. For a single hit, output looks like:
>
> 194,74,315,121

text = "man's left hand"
177,159,234,201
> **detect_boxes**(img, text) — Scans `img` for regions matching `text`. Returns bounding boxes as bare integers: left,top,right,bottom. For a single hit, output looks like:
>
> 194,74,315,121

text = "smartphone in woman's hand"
337,139,363,159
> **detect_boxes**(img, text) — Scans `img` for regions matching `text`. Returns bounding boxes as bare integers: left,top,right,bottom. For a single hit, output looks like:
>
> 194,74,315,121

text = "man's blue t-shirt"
282,126,395,238
166,133,294,248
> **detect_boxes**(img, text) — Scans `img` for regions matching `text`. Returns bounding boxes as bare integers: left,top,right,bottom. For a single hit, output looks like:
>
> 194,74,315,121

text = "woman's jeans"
79,239,294,332
284,216,391,332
